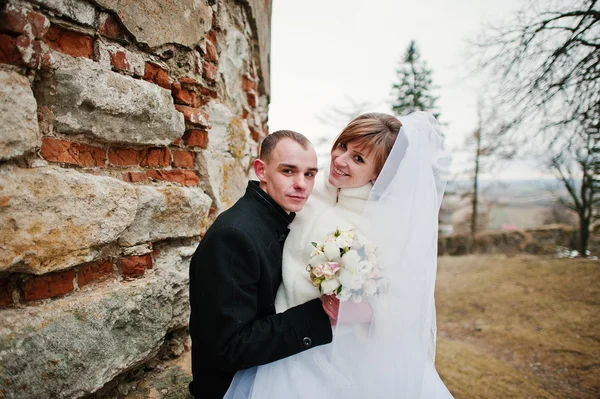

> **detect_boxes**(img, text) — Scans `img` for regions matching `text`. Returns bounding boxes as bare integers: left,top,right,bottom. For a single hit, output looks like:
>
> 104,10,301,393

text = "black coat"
189,181,333,398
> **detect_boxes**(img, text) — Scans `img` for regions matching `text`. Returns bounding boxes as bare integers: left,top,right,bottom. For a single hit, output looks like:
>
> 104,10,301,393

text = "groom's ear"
254,158,267,182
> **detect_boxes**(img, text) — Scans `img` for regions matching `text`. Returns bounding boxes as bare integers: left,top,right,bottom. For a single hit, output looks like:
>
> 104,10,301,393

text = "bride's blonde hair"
331,113,402,175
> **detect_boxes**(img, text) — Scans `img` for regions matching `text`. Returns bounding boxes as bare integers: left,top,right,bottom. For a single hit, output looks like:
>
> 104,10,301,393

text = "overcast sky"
267,0,551,179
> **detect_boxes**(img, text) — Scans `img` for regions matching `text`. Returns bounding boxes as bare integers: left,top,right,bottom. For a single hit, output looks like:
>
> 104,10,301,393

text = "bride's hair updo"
331,113,402,175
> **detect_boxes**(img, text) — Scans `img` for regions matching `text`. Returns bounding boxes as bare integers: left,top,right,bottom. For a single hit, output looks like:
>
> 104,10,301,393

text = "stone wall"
0,1,271,397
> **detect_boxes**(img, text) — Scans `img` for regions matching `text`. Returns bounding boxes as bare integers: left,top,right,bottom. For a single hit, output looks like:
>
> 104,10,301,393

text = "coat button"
302,337,312,347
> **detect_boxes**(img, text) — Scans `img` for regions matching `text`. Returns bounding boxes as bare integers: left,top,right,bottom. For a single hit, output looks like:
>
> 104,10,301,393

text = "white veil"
225,111,453,398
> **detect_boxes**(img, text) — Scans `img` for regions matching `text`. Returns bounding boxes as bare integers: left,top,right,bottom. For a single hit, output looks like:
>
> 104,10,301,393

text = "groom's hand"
320,295,339,326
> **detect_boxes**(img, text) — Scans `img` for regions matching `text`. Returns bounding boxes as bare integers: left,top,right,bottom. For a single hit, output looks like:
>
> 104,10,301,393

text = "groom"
188,130,334,398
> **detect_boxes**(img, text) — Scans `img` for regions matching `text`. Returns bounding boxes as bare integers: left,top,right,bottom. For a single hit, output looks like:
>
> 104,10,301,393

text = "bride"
225,111,453,398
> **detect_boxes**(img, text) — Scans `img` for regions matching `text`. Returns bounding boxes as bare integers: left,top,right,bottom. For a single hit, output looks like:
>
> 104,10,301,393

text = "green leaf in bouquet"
336,285,343,295
311,241,318,248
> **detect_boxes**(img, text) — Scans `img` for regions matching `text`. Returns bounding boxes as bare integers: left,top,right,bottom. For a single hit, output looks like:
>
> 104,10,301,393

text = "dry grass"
435,254,600,399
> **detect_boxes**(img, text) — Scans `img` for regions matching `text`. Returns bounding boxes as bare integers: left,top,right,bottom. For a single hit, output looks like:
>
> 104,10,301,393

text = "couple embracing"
188,111,454,398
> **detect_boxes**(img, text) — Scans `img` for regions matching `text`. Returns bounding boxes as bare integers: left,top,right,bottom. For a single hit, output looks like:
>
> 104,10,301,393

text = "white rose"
358,261,373,275
320,278,341,295
338,268,363,290
324,242,341,261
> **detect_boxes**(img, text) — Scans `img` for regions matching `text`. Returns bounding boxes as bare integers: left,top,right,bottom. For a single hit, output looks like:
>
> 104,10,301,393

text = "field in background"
436,255,600,398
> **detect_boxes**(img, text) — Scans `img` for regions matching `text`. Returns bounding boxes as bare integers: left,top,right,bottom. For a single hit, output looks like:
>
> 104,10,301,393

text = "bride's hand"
320,295,339,326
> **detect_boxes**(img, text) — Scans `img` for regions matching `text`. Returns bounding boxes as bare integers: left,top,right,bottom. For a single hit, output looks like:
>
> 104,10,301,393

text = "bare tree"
475,0,600,255
316,95,373,129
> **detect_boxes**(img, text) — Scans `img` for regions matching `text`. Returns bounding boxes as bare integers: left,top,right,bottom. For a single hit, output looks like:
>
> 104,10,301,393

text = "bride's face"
328,141,378,188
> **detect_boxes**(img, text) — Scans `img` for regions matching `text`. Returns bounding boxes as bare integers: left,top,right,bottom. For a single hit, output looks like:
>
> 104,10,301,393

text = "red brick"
108,147,140,166
0,278,14,308
249,127,262,143
143,62,170,90
172,150,195,168
20,270,75,301
43,25,93,59
109,49,131,72
202,61,218,81
97,13,126,41
1,5,50,38
119,254,152,278
41,137,106,167
246,90,258,108
242,108,249,119
182,129,209,148
78,259,113,287
0,34,41,68
123,170,199,186
200,86,218,99
175,105,210,127
179,77,201,86
204,39,217,62
242,75,257,92
172,82,203,107
140,147,171,167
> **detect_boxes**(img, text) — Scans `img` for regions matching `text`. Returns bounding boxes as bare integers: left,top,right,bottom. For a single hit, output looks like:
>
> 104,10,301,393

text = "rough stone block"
118,185,211,247
94,0,213,48
0,69,40,160
0,166,138,274
32,0,97,26
0,275,180,397
35,57,185,146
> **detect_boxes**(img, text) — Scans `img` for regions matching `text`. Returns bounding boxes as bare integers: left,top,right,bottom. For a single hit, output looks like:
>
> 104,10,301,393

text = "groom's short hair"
259,130,311,161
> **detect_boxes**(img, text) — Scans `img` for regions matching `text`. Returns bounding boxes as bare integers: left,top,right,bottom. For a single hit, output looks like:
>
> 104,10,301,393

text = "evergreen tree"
391,40,440,119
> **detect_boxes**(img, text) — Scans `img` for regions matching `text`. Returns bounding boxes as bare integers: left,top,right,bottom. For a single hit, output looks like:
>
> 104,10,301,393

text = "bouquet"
306,227,383,302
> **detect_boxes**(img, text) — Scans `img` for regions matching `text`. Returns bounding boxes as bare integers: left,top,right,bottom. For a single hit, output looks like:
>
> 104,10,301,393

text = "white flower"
324,242,341,261
364,279,378,296
312,264,325,278
340,250,360,273
350,294,363,303
358,260,373,275
321,278,341,295
309,253,328,268
338,268,363,290
335,234,353,248
337,287,351,302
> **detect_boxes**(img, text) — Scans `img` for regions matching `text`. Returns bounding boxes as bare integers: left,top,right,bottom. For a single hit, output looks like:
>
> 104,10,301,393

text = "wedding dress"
225,111,453,398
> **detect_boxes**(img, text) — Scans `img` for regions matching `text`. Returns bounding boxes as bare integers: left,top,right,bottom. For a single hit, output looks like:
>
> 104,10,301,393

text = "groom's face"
255,138,318,213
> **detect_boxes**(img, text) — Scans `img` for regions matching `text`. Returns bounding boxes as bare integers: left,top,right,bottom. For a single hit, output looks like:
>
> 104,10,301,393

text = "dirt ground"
121,254,600,398
435,255,600,399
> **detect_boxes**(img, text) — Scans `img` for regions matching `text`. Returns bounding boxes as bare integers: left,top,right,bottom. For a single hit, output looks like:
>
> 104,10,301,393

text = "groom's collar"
246,181,296,229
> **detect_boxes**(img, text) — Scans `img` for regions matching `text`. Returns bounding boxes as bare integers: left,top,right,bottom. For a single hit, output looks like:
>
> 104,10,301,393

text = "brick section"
0,34,42,68
1,5,50,39
0,278,14,308
241,75,257,92
43,25,93,59
123,170,199,186
182,129,209,148
108,147,171,167
171,82,203,107
119,254,152,278
204,30,218,62
78,259,114,287
140,147,171,167
20,270,76,302
41,137,106,167
175,105,210,128
172,150,195,168
97,13,126,41
107,147,139,166
109,49,130,72
200,87,218,99
143,62,170,90
202,61,218,81
246,91,258,108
